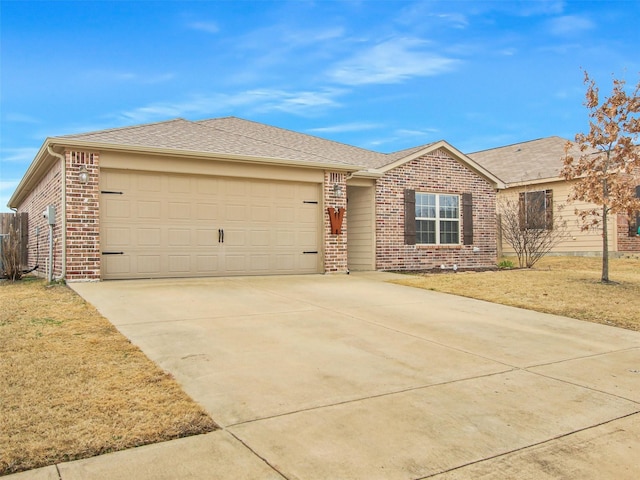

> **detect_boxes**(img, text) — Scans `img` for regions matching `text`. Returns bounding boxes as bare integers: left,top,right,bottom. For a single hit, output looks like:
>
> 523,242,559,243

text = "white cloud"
4,113,39,124
307,122,381,134
187,21,220,34
248,88,345,115
395,128,439,137
117,88,347,123
0,179,19,191
83,70,175,84
328,37,459,85
548,15,594,36
1,147,39,163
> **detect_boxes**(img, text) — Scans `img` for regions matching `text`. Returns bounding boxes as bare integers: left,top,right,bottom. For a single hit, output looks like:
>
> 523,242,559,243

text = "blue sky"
1,0,639,211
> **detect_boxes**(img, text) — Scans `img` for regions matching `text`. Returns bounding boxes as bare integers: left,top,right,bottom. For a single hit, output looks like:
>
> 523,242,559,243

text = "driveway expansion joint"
224,368,518,429
415,411,640,479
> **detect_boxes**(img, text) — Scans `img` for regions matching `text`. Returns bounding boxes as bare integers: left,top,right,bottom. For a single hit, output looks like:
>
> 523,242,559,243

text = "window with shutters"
415,193,460,245
519,190,553,230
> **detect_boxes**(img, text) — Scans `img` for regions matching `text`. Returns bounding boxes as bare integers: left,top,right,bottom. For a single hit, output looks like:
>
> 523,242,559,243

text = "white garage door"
100,169,321,279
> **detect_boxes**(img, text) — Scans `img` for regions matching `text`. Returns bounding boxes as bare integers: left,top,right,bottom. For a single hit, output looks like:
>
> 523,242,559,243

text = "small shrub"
498,259,514,269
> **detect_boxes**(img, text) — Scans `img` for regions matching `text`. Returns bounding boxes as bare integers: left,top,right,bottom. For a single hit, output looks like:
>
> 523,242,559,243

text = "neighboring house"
468,136,640,257
8,117,503,281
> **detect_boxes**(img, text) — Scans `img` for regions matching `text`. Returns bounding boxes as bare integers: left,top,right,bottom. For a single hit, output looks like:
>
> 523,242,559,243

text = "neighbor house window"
519,190,553,230
415,193,460,244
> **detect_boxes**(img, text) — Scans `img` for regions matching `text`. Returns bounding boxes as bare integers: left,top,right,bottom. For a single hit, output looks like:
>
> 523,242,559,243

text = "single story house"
468,136,640,257
8,117,503,281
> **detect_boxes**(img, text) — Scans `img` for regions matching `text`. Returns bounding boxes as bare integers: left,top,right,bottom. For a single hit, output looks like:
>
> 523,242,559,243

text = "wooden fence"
0,212,28,272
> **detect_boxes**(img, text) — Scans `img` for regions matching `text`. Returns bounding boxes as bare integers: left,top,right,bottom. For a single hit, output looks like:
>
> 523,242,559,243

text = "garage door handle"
218,229,224,243
102,251,124,255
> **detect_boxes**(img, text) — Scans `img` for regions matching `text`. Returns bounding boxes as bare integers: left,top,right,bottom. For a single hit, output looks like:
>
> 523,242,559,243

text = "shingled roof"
58,116,413,169
467,136,583,185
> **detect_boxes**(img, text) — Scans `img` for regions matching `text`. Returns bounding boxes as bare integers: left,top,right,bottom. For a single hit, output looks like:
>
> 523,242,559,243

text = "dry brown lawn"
0,278,217,476
391,256,640,331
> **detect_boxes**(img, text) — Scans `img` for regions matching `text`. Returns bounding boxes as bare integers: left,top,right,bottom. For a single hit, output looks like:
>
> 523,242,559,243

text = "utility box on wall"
43,205,56,225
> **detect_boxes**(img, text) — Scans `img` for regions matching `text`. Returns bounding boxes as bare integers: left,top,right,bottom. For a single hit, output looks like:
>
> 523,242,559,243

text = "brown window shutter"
404,189,416,245
462,193,473,245
518,192,526,230
545,189,553,230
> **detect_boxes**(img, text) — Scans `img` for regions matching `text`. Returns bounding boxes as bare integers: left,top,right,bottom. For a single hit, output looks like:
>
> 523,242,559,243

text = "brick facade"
323,171,348,273
375,149,497,271
17,160,63,279
65,151,101,280
16,150,101,281
616,214,640,253
14,146,498,280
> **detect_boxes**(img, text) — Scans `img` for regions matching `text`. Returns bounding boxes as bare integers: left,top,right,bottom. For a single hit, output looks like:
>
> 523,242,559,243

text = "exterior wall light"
78,165,89,184
333,183,343,197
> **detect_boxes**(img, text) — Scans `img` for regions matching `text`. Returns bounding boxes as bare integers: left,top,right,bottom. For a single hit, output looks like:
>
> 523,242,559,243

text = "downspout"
47,145,66,280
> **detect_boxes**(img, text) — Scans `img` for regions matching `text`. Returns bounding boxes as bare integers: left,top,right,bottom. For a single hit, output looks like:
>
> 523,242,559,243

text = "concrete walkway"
11,272,640,479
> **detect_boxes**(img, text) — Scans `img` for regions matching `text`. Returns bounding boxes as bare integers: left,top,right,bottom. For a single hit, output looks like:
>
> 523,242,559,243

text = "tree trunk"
601,203,609,282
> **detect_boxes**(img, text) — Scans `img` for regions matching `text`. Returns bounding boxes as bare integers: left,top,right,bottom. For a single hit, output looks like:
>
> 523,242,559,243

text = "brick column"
65,151,101,280
323,171,348,273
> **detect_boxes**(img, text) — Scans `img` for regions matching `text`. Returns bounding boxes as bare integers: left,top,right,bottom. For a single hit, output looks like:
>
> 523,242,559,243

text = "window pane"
416,193,436,218
440,220,459,244
439,195,459,219
416,219,436,244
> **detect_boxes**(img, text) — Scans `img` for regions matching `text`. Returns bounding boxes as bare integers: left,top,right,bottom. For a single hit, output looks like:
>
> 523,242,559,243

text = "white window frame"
415,193,461,245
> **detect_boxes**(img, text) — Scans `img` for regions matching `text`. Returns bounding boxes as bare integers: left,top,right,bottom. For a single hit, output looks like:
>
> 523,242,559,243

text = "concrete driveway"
50,272,640,479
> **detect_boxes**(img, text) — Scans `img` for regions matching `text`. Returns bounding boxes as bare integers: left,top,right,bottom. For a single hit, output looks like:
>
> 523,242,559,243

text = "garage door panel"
276,231,295,247
197,178,219,195
104,227,130,246
196,229,217,246
137,255,161,274
250,230,270,246
168,176,191,193
101,170,320,279
137,174,162,192
169,202,191,220
298,230,318,248
138,228,161,246
196,255,219,272
102,254,131,276
103,198,130,219
197,203,218,220
169,256,191,273
299,253,319,270
137,201,161,219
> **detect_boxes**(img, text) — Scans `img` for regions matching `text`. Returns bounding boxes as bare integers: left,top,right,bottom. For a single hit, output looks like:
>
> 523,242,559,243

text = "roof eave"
50,139,364,172
505,176,566,188
8,138,365,209
348,169,383,179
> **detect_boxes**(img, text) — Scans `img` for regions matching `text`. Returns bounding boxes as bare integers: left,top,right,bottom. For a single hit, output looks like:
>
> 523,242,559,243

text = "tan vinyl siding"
498,179,618,255
346,185,375,271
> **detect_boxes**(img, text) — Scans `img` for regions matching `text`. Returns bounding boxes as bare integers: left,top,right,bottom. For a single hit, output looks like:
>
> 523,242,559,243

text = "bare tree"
498,190,567,268
561,71,640,283
1,224,23,281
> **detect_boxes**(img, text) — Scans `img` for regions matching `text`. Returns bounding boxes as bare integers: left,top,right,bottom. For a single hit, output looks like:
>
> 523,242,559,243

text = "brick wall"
616,214,640,252
65,151,101,280
375,149,497,271
323,171,348,273
15,150,101,281
16,161,63,279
